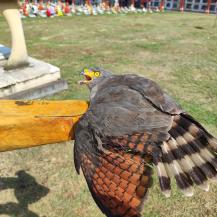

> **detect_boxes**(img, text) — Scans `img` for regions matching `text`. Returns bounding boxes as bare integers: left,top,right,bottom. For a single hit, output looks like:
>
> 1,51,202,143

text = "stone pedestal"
0,45,68,99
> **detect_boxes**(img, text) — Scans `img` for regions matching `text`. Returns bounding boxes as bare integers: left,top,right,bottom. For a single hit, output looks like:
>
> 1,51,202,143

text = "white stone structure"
0,45,68,99
0,1,68,99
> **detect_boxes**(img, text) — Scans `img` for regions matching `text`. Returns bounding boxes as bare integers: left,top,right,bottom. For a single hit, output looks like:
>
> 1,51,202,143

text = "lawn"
0,12,217,217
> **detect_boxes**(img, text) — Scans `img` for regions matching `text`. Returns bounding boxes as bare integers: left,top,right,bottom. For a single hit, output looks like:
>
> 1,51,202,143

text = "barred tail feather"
161,141,194,196
153,157,171,197
167,137,209,191
156,113,217,197
180,113,217,153
208,137,217,152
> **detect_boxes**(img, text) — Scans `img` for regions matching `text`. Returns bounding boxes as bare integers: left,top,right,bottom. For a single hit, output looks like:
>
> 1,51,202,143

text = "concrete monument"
0,0,68,99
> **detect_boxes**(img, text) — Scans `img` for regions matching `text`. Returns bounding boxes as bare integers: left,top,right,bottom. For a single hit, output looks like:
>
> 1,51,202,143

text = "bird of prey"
74,68,217,217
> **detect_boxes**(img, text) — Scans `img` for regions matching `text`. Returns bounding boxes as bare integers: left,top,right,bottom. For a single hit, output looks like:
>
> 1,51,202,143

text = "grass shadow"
0,170,49,217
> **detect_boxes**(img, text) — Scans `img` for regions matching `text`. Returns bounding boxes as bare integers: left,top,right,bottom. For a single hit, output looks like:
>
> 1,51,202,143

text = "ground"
0,12,217,217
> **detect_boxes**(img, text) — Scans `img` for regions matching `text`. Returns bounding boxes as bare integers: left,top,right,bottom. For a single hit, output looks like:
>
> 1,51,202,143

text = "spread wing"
74,118,153,217
74,74,217,217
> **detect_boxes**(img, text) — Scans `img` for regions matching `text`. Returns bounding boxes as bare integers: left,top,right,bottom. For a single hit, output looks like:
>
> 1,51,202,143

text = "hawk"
74,68,217,217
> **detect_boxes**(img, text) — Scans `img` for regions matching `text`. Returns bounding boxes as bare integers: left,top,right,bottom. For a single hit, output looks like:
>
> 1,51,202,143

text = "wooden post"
205,0,211,13
180,0,185,12
130,0,136,11
0,0,29,70
105,0,110,8
140,0,144,8
0,100,89,152
159,0,164,11
86,0,91,6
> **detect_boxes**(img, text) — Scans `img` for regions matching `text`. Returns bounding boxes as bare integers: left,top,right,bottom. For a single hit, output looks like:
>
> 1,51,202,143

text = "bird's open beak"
78,70,93,85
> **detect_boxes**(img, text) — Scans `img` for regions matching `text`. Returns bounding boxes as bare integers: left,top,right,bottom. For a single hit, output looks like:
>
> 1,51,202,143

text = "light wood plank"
0,100,89,152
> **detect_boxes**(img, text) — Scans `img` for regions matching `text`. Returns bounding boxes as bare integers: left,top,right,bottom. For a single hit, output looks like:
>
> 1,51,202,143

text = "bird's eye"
94,72,101,77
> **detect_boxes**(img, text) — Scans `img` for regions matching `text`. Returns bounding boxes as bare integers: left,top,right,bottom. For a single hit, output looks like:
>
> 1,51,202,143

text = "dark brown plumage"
74,71,217,217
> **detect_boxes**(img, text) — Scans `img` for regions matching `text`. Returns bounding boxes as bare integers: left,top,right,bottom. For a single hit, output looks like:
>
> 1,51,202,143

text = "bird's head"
79,67,111,88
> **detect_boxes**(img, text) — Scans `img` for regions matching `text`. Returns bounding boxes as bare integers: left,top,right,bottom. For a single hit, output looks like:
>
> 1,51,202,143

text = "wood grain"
0,100,88,152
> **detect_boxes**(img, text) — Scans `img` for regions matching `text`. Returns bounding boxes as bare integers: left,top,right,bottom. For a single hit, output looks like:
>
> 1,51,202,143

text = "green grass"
0,12,217,217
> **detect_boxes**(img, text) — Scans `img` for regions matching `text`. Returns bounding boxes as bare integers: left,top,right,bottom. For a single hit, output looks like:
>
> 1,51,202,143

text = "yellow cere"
84,68,101,79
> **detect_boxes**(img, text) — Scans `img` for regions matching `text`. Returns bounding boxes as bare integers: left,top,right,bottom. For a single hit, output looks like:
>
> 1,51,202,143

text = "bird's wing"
117,74,217,194
92,74,183,115
122,74,183,115
74,117,153,217
74,74,217,217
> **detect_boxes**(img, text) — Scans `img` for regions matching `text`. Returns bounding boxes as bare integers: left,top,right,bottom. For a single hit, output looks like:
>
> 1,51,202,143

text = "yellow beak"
79,69,95,85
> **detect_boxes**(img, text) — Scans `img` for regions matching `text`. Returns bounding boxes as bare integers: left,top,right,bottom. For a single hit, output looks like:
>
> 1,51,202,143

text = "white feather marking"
168,138,195,171
182,187,194,197
90,85,98,99
175,136,207,167
156,162,171,197
198,182,210,192
176,135,188,146
187,153,206,167
169,138,210,191
162,141,194,196
156,162,169,178
188,124,200,136
173,135,216,168
182,131,195,143
161,142,184,176
208,138,217,149
163,190,171,198
199,148,216,166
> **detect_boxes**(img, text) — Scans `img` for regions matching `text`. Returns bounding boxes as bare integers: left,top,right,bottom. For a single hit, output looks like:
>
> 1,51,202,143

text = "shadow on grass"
0,170,49,217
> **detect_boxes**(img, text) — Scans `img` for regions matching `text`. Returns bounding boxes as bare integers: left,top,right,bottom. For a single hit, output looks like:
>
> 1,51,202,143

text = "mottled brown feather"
80,145,153,217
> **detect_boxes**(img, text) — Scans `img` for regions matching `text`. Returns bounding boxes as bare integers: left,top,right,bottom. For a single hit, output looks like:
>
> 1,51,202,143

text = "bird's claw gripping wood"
0,100,88,152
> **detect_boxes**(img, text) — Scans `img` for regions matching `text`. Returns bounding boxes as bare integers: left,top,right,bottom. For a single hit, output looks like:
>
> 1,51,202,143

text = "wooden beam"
0,100,89,152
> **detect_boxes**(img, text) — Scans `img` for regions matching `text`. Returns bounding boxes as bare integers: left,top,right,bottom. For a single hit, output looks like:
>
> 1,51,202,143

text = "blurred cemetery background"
18,0,217,18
